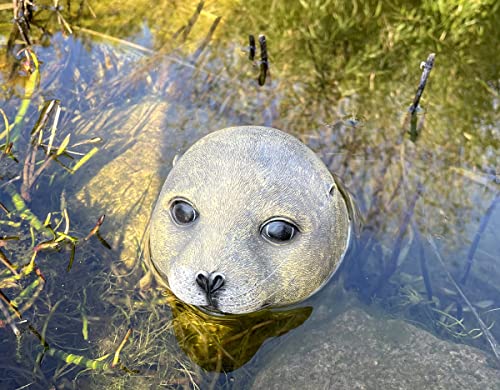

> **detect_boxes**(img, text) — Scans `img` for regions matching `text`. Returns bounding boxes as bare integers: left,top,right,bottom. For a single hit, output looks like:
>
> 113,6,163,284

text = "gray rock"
251,307,500,390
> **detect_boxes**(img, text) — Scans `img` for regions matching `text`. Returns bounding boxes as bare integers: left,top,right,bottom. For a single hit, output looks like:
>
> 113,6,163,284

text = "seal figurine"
149,126,352,314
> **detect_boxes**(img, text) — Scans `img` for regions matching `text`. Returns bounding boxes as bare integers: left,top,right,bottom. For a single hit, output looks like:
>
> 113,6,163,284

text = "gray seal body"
149,126,351,314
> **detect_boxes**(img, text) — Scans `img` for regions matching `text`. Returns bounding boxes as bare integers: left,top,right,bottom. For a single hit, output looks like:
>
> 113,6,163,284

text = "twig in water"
460,193,499,285
258,35,268,86
409,53,435,115
248,35,256,61
407,53,435,141
428,236,500,363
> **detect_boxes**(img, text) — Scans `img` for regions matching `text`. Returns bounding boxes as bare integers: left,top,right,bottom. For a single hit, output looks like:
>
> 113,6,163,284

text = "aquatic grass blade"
71,147,99,172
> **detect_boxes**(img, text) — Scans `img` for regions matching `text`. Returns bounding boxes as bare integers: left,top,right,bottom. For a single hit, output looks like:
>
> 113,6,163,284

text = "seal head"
149,126,351,314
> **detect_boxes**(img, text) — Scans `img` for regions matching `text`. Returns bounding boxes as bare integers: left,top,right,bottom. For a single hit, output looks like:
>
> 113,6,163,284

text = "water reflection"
167,293,311,372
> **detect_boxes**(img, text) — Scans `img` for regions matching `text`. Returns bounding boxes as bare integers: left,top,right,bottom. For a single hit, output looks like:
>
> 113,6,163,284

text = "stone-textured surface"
251,307,500,390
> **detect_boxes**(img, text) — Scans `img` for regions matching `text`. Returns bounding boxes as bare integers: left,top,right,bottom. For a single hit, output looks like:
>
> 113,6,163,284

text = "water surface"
0,1,499,388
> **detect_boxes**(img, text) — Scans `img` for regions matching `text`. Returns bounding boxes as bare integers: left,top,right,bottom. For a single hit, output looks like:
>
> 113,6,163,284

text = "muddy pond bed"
1,1,499,389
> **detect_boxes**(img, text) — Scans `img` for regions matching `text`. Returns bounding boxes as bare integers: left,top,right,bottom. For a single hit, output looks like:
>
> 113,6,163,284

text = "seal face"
149,126,351,314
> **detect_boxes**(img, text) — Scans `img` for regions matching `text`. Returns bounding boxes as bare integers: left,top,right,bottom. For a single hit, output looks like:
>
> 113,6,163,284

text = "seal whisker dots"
149,126,352,314
228,274,301,312
222,249,296,301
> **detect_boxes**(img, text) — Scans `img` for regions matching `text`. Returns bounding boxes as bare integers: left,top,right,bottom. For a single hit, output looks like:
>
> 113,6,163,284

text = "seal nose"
196,271,225,294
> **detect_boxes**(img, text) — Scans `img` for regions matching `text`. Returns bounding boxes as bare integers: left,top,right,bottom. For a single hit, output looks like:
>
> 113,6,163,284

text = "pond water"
0,1,499,389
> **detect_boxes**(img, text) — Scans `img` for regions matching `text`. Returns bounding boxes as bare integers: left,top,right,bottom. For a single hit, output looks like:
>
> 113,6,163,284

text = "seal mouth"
198,305,227,317
197,300,274,316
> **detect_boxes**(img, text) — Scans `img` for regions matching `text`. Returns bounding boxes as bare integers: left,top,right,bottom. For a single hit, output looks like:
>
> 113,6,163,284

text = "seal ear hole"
328,183,335,197
260,218,299,244
170,198,198,226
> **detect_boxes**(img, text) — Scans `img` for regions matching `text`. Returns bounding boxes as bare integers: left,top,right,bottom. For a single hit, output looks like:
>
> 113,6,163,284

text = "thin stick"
409,53,435,115
428,236,500,362
258,34,268,86
248,35,256,61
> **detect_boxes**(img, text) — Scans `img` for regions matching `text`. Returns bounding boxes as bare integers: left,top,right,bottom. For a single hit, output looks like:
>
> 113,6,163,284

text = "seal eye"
170,200,198,225
261,219,297,244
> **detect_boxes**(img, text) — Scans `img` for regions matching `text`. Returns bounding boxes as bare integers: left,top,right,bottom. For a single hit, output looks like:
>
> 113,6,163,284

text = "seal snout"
195,271,225,307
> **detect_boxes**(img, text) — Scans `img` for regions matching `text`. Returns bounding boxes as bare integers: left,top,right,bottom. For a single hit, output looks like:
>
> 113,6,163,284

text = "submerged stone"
251,305,500,389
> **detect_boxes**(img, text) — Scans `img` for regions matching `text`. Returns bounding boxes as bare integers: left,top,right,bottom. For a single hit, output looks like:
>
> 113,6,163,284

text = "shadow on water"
0,0,499,388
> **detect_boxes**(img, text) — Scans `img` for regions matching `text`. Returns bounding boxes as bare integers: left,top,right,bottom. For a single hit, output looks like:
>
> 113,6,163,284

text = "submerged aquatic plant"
0,64,129,378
